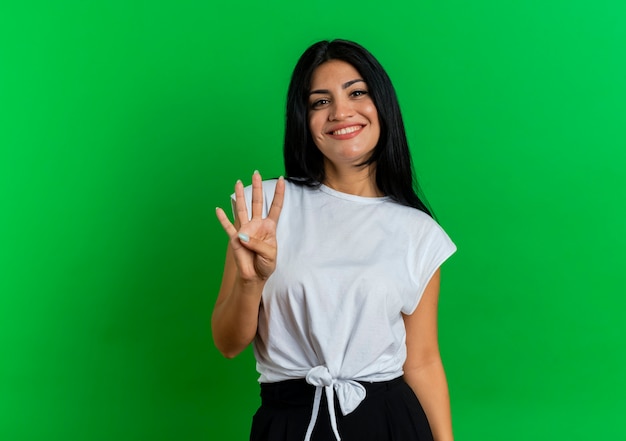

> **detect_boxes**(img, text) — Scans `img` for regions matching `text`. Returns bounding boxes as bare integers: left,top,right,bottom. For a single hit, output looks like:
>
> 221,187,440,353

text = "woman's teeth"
332,126,361,135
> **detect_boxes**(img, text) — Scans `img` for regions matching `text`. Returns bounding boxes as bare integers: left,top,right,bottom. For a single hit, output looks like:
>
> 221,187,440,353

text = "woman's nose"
329,98,354,121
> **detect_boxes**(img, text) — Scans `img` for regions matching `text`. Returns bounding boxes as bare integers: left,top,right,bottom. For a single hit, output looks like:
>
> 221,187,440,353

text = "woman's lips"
327,125,364,139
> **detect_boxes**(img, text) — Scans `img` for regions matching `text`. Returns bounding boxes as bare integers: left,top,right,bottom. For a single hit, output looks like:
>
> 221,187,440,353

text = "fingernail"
236,179,242,185
253,170,260,175
238,233,250,243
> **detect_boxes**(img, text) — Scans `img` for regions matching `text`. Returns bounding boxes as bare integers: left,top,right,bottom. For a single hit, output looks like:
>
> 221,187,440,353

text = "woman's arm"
403,269,454,441
211,172,285,358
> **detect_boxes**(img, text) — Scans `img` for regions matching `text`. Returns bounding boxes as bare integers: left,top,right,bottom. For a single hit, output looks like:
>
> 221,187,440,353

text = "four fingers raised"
216,171,285,237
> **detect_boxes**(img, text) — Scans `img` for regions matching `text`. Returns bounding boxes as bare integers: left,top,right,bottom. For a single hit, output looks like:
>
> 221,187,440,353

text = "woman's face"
307,60,380,169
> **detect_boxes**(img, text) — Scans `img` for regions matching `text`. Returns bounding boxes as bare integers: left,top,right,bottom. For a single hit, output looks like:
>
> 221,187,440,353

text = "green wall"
1,1,624,440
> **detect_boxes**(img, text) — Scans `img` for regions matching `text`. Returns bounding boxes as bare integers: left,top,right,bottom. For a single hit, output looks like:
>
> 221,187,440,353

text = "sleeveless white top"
236,179,456,441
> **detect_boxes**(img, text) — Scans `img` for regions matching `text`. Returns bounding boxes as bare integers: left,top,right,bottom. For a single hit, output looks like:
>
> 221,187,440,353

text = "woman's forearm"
404,359,454,441
211,277,265,358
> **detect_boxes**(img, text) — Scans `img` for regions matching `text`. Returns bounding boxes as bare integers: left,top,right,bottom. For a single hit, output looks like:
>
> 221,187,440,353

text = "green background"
1,1,624,440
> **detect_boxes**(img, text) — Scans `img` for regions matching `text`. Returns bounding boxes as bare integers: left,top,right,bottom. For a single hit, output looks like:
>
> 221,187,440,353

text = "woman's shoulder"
386,198,433,221
385,200,453,238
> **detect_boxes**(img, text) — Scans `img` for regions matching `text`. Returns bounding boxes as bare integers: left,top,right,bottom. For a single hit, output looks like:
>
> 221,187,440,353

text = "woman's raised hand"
216,171,285,282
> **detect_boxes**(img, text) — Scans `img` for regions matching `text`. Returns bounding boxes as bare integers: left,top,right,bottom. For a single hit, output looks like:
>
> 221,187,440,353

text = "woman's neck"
322,162,383,197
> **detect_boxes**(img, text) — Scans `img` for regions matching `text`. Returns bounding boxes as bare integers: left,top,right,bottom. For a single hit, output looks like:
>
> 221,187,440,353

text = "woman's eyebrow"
342,78,365,89
309,78,365,95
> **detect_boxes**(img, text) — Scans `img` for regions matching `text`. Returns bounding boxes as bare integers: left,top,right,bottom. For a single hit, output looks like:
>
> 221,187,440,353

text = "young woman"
213,40,456,441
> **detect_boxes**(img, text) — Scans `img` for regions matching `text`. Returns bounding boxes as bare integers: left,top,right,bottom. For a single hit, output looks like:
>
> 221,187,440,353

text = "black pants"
250,377,434,441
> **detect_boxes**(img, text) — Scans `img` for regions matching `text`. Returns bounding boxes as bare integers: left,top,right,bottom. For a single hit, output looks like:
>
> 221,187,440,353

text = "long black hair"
284,39,433,216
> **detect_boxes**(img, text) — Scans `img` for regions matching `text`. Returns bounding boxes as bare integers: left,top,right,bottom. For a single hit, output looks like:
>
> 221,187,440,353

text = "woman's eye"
311,99,329,108
351,90,368,97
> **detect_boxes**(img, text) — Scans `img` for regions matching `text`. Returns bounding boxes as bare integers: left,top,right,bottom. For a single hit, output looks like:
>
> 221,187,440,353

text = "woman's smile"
328,124,364,138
